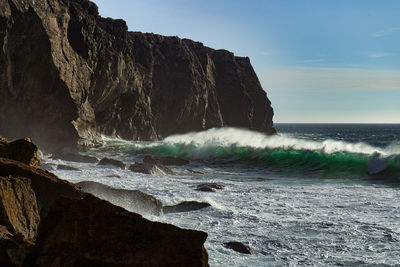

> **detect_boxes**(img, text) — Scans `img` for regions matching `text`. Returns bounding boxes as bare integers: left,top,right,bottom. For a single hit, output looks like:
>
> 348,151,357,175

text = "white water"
43,127,400,266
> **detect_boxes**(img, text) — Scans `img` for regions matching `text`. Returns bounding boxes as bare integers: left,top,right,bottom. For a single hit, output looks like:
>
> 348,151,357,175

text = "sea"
44,123,400,266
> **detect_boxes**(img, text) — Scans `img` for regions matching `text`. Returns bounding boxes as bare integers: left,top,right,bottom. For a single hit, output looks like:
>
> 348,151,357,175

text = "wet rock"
52,152,99,163
153,156,190,166
223,241,254,254
77,181,162,216
196,183,224,192
38,162,55,171
0,176,40,241
57,165,80,171
98,157,125,169
129,156,174,175
28,195,209,266
188,169,204,174
163,201,211,214
0,137,40,168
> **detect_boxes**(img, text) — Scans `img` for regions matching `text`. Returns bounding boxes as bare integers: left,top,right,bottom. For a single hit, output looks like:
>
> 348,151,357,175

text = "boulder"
57,164,80,171
97,157,125,169
163,201,211,214
223,241,254,254
188,169,204,174
0,176,40,241
129,156,174,175
0,158,83,218
0,137,40,168
77,181,162,216
196,183,224,192
51,152,99,163
153,156,190,166
27,195,209,266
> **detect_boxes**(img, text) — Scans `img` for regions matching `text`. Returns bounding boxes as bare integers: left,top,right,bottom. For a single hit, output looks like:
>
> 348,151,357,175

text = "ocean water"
46,124,400,266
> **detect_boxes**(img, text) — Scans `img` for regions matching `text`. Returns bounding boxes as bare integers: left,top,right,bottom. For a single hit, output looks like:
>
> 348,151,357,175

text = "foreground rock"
27,195,208,266
0,0,275,152
0,176,40,241
223,241,254,254
196,183,224,192
97,157,125,169
163,201,211,214
0,139,209,265
0,137,40,168
129,156,174,175
77,181,162,216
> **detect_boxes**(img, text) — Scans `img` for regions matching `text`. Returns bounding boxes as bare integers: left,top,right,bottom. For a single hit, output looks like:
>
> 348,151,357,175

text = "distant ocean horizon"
48,124,400,266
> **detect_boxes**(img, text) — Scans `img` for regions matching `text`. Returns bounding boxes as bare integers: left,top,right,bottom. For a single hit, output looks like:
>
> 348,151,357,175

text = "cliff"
0,0,275,152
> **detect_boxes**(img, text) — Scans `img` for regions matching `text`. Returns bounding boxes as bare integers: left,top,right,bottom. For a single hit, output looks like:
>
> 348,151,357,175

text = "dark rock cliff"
0,0,275,152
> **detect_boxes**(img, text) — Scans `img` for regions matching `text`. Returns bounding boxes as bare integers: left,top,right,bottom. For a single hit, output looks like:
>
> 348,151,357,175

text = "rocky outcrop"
27,195,208,266
97,157,125,169
77,181,162,216
129,156,175,175
0,176,40,241
163,201,211,214
223,241,254,254
0,137,209,266
0,0,275,152
0,138,40,168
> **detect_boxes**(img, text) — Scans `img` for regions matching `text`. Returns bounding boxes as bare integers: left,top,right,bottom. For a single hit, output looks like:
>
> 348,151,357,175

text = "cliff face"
0,0,275,152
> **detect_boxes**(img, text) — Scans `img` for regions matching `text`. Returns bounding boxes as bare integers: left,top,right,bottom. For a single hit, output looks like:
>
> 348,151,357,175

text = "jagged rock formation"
0,0,275,152
0,136,209,265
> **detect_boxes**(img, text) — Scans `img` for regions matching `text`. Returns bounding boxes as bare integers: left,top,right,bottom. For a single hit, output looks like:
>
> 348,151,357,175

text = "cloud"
372,27,400,37
261,51,272,56
259,67,400,92
367,52,400,58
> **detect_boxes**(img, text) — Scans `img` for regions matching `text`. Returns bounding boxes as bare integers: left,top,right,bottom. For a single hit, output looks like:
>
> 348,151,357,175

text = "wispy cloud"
372,27,400,37
296,58,324,64
259,67,400,92
367,52,400,58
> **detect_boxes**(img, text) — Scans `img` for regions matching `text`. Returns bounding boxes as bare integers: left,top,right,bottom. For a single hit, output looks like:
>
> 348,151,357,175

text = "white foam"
163,127,389,156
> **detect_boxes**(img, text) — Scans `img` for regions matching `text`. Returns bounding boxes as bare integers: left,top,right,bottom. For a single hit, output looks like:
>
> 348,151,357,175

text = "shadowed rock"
0,0,275,152
51,152,99,163
196,183,224,192
57,164,80,171
188,169,204,174
223,241,254,254
129,156,174,175
153,156,190,166
163,201,211,214
97,157,125,169
77,181,162,216
27,195,209,266
0,137,40,168
0,226,31,266
0,158,83,218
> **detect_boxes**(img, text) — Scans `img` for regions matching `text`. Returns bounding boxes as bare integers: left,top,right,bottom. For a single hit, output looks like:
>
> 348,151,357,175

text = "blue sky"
94,0,400,123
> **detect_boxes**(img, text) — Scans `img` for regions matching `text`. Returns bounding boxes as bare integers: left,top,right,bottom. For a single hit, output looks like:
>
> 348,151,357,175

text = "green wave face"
118,142,399,180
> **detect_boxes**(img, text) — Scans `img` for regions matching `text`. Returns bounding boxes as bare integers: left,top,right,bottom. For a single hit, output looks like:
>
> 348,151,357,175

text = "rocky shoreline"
0,136,208,266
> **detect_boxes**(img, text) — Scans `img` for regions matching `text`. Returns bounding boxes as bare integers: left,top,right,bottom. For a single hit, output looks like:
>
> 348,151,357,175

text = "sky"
94,0,400,123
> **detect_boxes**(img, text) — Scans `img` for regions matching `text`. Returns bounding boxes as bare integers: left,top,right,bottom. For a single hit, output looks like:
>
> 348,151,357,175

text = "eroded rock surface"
0,0,275,152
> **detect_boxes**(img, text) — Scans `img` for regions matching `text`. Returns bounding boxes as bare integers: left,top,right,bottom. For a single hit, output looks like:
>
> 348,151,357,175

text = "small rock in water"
52,152,98,163
223,241,254,254
196,183,224,192
187,169,204,174
129,156,174,175
98,157,125,169
153,156,190,166
163,201,211,213
57,165,80,171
